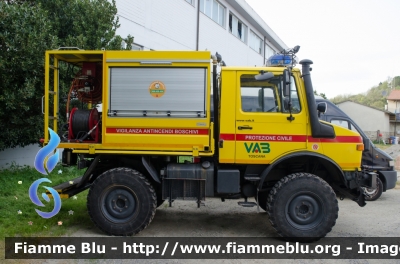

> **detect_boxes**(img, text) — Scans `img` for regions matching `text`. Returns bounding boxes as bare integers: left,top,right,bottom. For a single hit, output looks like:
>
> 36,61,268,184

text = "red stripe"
219,133,235,140
220,134,363,143
106,128,209,135
236,134,307,142
308,136,362,143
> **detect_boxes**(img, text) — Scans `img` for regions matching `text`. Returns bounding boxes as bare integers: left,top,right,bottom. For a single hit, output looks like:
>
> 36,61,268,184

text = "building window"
185,0,194,5
249,30,262,54
229,13,247,42
199,0,225,27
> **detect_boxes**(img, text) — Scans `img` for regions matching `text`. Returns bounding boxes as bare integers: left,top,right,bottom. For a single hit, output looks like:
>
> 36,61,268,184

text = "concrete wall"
336,101,390,140
0,144,41,168
116,0,197,50
0,144,63,169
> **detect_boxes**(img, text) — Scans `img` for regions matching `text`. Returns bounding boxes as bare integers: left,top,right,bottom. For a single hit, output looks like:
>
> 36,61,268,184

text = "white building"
0,0,287,168
336,101,391,140
115,0,287,66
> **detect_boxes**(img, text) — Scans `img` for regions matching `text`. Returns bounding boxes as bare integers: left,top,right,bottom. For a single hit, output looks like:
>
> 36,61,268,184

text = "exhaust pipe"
300,59,335,138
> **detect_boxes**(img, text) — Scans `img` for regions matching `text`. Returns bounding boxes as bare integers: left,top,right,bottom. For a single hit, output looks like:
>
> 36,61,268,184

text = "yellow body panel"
234,69,307,164
45,50,213,156
102,51,212,154
43,50,362,170
314,125,363,170
217,67,362,170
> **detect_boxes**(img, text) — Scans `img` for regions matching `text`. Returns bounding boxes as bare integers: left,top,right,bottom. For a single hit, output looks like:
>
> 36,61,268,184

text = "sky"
245,0,400,99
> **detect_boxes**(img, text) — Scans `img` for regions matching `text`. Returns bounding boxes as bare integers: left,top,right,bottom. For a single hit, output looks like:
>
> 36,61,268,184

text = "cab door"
235,71,308,164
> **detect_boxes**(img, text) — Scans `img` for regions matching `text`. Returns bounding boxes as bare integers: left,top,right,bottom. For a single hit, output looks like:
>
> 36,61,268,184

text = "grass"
373,142,392,150
0,163,93,239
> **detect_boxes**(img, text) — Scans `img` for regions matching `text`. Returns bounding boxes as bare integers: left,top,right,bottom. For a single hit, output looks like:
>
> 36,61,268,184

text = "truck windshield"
331,119,358,132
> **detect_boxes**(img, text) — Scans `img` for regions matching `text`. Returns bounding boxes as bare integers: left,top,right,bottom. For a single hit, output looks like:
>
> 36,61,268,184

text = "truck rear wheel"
256,191,268,211
363,177,383,201
267,173,338,242
87,167,156,236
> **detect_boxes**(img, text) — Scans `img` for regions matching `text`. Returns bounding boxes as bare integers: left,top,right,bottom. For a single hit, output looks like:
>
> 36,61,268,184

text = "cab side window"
282,76,301,114
240,74,301,114
241,87,278,112
240,74,301,113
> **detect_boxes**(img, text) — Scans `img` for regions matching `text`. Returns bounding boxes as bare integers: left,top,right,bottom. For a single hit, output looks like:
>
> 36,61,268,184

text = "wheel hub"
101,187,138,223
364,188,376,195
286,193,324,230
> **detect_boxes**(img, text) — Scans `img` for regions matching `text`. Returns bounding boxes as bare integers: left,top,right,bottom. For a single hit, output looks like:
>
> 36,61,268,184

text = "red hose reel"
68,107,100,143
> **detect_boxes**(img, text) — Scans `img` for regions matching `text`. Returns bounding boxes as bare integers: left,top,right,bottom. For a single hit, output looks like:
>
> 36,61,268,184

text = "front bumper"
360,172,377,189
379,170,398,191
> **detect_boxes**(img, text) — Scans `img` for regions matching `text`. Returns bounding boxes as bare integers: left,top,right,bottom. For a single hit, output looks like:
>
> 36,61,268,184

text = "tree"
314,90,327,99
0,2,58,151
37,0,124,50
0,1,132,150
330,78,398,110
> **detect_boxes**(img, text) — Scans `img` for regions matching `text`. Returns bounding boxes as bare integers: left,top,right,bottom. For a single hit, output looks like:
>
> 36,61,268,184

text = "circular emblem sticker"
149,81,166,98
312,144,319,150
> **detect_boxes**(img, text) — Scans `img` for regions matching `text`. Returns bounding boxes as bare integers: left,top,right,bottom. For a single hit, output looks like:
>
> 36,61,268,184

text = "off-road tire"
267,173,338,242
363,177,383,201
256,191,268,211
156,195,165,208
154,185,165,208
87,167,157,236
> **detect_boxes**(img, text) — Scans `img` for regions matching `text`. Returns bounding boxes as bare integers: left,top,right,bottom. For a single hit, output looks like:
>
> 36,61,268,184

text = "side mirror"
317,102,327,113
255,71,274,81
282,69,290,97
317,102,327,117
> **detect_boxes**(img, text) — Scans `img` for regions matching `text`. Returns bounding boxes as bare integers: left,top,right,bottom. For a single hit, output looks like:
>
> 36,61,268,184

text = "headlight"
389,160,394,167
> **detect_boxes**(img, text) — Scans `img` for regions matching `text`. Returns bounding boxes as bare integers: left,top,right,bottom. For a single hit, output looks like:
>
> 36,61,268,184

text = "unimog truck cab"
42,46,375,241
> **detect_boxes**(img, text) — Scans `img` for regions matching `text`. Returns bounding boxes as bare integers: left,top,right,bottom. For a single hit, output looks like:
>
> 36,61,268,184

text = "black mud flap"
331,183,366,207
46,176,91,199
353,187,366,207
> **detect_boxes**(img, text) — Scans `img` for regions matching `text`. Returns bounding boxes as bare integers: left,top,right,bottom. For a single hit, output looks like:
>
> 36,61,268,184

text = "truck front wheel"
87,167,157,236
267,173,338,242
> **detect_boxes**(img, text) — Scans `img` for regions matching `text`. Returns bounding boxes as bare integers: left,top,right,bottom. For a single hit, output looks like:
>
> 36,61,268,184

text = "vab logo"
29,128,62,218
244,142,270,153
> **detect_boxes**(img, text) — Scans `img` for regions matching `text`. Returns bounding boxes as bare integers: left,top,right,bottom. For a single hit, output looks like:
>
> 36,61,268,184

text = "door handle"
238,126,253,130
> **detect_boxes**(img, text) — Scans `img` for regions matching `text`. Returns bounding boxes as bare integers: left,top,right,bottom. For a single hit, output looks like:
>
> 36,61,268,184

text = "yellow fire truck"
43,46,375,241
